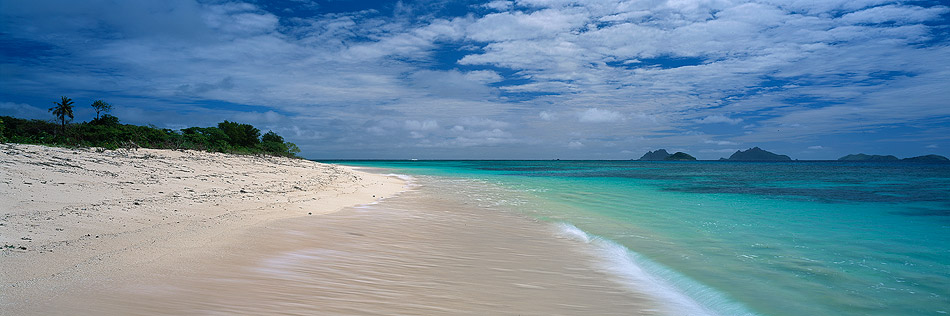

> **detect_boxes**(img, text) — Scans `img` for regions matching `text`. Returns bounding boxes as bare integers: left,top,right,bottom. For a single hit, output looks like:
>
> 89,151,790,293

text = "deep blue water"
325,160,950,315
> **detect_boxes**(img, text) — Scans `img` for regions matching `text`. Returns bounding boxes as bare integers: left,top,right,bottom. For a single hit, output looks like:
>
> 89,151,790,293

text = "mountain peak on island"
638,149,671,161
637,149,696,161
724,147,792,161
666,152,697,161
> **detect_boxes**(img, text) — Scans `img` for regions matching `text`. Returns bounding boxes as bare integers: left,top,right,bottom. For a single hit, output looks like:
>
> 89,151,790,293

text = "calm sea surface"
325,160,950,316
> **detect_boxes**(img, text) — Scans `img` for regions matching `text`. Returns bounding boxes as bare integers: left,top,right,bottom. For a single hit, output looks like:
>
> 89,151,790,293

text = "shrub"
1,115,300,157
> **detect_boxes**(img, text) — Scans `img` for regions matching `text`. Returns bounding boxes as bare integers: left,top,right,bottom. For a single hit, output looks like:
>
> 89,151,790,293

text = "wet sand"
2,144,664,315
45,177,666,315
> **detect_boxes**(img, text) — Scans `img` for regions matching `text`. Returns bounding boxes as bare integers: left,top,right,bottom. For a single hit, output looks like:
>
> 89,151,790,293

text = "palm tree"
49,96,75,133
90,100,112,120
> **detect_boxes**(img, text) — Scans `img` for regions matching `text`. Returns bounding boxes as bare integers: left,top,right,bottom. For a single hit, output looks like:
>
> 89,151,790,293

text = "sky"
1,0,949,160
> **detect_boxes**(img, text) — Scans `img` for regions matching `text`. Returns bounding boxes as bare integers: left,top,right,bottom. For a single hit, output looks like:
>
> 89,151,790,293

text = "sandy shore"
1,143,663,315
0,144,405,314
13,171,664,315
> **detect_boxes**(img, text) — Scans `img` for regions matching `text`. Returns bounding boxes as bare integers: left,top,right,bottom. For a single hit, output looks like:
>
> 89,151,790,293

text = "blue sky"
1,0,948,159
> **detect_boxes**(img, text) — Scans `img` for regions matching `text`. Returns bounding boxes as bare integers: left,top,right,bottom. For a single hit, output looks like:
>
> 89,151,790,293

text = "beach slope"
0,143,404,313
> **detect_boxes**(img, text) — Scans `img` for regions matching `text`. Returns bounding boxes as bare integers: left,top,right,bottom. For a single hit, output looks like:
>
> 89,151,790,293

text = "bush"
217,121,260,148
1,115,300,158
90,114,120,127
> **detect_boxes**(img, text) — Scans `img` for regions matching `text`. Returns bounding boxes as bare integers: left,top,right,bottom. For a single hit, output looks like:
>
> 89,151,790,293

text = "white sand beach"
0,143,405,314
1,144,661,315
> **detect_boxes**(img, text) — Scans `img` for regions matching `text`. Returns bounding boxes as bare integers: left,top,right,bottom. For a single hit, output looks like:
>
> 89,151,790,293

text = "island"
838,154,899,161
666,152,697,161
722,147,792,161
638,149,672,161
638,149,696,161
838,153,948,162
902,154,950,162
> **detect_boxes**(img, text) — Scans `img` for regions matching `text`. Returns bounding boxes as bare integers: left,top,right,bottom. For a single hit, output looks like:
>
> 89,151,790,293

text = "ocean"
329,160,950,316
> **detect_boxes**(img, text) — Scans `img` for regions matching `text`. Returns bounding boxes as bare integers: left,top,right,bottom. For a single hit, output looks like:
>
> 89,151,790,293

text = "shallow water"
335,161,950,316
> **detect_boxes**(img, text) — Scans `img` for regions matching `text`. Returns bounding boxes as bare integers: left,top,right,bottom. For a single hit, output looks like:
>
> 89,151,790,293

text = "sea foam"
554,222,759,316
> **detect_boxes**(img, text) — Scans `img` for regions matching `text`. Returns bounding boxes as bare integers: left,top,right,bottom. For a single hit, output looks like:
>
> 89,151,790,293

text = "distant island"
902,154,950,162
666,152,697,161
638,149,696,161
721,147,792,161
838,154,899,161
839,153,949,162
638,149,671,160
634,148,949,162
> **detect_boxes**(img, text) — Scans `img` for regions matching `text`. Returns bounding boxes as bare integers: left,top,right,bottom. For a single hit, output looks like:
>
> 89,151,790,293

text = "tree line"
1,96,300,157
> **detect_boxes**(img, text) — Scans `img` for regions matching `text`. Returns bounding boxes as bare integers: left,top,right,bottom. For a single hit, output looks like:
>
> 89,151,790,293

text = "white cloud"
839,5,949,25
460,117,509,129
500,80,576,93
696,115,743,125
465,9,587,42
203,3,279,35
483,1,513,11
705,140,738,146
578,108,622,123
926,144,939,149
568,141,584,149
416,128,522,148
404,120,439,131
2,0,948,158
808,145,824,150
408,70,497,99
464,70,503,83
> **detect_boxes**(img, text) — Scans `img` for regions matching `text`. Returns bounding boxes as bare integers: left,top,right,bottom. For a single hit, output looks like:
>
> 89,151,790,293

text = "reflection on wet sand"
64,184,664,315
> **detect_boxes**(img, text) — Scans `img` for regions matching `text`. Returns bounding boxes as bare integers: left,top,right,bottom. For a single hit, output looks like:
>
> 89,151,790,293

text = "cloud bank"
1,0,948,159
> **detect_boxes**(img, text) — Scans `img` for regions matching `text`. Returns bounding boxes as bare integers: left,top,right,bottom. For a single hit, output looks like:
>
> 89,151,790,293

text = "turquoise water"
327,160,950,315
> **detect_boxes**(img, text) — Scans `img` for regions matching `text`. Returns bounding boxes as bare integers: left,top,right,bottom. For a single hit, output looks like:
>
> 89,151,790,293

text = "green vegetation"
49,96,75,133
90,100,112,120
2,97,300,157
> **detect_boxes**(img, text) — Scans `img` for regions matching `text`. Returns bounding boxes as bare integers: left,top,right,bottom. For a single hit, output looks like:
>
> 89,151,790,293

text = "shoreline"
45,174,668,315
1,144,681,315
0,144,406,314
